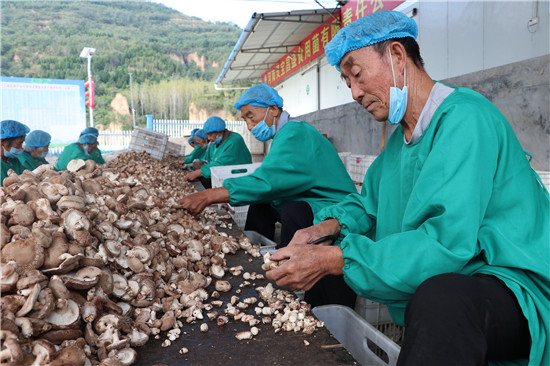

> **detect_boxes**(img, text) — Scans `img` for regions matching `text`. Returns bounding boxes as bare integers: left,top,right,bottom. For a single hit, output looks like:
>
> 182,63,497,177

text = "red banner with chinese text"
261,0,405,86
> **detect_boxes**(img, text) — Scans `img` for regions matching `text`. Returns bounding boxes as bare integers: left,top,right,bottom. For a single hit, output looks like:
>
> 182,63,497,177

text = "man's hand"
265,244,345,291
287,218,341,247
192,161,205,170
185,169,202,182
177,187,230,215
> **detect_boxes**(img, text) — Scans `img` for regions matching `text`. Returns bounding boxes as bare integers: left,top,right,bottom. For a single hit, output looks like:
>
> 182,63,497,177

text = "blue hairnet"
202,116,226,133
77,133,97,144
234,84,284,111
25,130,51,147
187,136,195,144
325,10,418,71
80,126,99,136
190,128,200,136
192,129,208,139
1,120,30,139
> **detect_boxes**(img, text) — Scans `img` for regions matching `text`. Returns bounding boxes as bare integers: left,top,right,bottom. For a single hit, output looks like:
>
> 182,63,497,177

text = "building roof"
215,8,340,89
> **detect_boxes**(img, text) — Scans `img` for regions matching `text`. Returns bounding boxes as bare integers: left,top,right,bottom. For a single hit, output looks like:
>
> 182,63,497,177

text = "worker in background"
178,84,358,308
55,133,97,171
183,128,208,164
18,129,51,171
184,116,251,189
1,120,30,185
80,126,105,164
265,11,549,366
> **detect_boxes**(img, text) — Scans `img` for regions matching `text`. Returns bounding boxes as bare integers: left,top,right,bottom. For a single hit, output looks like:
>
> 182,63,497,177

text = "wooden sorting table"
134,187,357,365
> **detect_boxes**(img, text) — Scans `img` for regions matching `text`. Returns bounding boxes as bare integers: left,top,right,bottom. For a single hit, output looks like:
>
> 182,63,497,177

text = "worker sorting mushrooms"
262,10,549,366
178,83,358,309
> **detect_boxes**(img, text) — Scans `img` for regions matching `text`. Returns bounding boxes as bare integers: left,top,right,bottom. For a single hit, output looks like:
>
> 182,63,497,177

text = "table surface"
133,193,358,366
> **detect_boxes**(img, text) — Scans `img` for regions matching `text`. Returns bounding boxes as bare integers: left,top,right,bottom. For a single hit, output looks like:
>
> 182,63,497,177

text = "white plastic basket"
211,163,262,229
535,170,550,191
243,230,277,254
128,127,168,160
338,151,351,166
165,140,184,157
347,154,377,184
313,305,401,366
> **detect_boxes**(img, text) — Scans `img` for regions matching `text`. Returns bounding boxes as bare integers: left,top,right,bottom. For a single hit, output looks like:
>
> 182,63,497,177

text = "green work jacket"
316,87,549,366
1,157,25,186
200,131,251,179
184,145,207,164
89,148,105,165
55,143,90,171
224,121,356,214
18,151,49,172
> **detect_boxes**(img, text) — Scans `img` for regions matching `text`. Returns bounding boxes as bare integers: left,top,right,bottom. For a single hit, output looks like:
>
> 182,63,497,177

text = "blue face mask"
3,147,23,159
214,135,222,146
39,150,48,159
251,108,276,142
388,49,408,125
83,146,90,156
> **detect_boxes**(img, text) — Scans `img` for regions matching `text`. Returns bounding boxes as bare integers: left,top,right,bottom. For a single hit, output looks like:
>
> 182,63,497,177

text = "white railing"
152,119,249,137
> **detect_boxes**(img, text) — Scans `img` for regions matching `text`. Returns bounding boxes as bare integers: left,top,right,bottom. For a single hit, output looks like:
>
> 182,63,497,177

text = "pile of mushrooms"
1,150,322,365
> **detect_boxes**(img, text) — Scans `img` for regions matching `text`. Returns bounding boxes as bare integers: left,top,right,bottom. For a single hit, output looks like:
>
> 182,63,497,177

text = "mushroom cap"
10,202,35,226
52,345,87,366
32,338,56,363
1,238,44,273
109,347,137,365
45,299,81,329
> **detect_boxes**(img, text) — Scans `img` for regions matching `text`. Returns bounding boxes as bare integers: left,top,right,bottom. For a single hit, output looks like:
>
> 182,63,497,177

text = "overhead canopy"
215,8,340,89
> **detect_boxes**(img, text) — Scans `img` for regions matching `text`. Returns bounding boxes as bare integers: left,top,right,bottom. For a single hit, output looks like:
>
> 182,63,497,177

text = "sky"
152,0,340,29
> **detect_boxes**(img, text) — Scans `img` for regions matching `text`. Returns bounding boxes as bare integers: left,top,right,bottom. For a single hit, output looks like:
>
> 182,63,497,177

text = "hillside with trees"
0,1,245,128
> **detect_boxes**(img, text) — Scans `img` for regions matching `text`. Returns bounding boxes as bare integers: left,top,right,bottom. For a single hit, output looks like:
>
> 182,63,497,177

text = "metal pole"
87,55,94,127
129,72,136,128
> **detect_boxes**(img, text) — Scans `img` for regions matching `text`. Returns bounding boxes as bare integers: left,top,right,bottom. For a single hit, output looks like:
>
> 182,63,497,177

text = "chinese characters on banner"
261,0,405,86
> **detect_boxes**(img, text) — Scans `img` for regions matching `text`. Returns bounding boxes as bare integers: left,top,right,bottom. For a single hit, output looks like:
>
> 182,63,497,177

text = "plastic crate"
313,305,401,366
338,152,351,166
128,127,168,160
243,230,277,254
165,140,184,157
242,130,264,155
211,163,262,229
535,170,550,191
347,154,377,184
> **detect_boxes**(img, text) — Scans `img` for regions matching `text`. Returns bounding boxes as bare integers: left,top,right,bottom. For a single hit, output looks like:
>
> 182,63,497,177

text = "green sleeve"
18,152,40,172
201,133,251,178
55,143,89,171
1,158,25,186
90,148,105,164
184,145,206,164
223,122,356,213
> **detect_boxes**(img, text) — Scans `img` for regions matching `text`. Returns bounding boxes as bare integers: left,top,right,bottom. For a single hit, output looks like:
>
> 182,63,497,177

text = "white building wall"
275,0,549,114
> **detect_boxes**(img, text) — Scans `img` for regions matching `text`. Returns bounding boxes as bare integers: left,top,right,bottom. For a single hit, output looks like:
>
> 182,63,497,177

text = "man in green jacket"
179,84,358,307
1,120,30,185
183,128,208,164
18,129,51,171
265,11,549,366
80,126,105,165
55,133,97,171
184,116,251,188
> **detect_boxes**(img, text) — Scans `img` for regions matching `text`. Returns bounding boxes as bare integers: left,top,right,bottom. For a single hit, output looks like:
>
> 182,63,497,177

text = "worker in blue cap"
55,133,98,171
178,83,358,308
80,126,105,164
18,130,52,171
184,116,251,188
1,119,30,185
264,10,549,366
182,128,208,164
